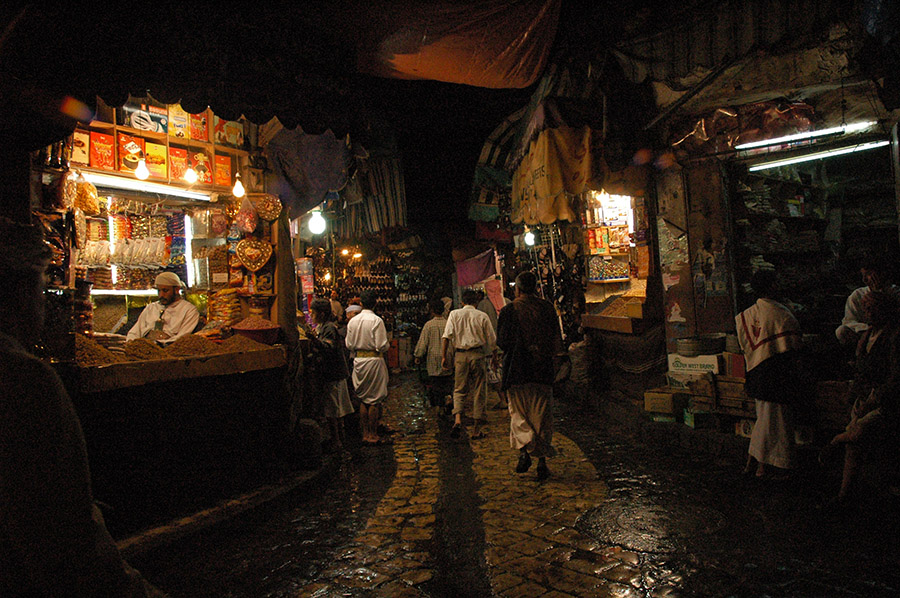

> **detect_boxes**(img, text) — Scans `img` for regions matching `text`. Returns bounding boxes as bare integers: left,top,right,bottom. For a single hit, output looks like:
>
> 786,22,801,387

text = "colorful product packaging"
168,104,189,139
117,133,145,172
191,151,213,184
214,154,232,187
89,132,115,170
71,130,90,166
169,147,188,181
144,142,167,179
189,111,208,142
118,95,168,133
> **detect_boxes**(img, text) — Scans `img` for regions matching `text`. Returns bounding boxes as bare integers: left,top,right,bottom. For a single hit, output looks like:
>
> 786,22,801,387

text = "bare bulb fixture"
232,172,245,197
184,158,198,184
134,158,150,180
308,210,326,235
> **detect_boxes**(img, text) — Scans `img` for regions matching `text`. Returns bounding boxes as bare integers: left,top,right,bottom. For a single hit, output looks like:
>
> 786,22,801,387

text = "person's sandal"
536,462,550,481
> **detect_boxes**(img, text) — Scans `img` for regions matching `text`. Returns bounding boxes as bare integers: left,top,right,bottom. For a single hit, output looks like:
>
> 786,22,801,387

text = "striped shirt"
414,316,452,377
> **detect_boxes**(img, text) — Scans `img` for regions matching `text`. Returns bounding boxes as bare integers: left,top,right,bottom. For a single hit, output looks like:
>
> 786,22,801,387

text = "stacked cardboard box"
666,351,754,423
643,387,687,422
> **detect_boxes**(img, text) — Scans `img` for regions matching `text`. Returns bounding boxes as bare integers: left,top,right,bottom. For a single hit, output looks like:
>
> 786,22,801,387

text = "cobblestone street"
132,373,900,597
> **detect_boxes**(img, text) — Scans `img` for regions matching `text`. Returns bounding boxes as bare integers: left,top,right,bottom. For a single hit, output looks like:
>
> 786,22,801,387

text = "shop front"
289,160,452,373
492,95,665,398
24,95,305,535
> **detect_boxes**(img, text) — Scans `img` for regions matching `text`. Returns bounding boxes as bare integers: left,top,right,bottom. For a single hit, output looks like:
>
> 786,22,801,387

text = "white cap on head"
155,272,184,288
345,304,362,314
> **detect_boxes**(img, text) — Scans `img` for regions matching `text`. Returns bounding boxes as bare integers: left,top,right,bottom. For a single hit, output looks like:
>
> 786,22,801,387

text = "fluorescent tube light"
82,172,212,201
748,140,890,171
90,289,158,296
735,121,877,150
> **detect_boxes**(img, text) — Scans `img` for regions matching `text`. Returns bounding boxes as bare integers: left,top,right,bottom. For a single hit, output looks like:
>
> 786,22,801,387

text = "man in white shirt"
442,289,497,439
345,290,391,444
126,272,200,344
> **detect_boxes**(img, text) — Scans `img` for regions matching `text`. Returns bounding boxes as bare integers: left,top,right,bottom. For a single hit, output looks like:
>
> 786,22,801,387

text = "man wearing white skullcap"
126,271,200,343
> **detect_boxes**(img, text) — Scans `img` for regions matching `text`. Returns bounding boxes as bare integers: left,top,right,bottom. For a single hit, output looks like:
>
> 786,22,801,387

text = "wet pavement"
131,373,900,597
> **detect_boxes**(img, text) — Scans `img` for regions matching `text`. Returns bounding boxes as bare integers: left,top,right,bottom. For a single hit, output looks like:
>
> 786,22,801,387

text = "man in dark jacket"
497,270,565,481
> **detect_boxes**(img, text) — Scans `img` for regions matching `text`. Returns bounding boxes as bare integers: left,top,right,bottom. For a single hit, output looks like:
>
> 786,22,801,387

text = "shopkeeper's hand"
146,330,170,341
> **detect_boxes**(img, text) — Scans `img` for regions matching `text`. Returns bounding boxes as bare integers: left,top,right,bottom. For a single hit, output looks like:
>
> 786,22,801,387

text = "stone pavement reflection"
131,372,900,597
295,374,681,598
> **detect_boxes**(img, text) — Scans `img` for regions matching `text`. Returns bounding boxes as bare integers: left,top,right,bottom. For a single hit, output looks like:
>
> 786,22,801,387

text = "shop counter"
54,346,295,539
60,346,287,393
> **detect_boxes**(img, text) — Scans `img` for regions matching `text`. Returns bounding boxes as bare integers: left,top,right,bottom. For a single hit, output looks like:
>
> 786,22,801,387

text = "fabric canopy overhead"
1,2,561,151
355,0,561,89
509,97,605,225
468,57,606,222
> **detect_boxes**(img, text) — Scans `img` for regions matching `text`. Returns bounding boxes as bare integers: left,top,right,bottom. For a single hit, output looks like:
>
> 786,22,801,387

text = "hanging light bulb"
134,158,150,180
232,172,245,197
184,157,198,184
308,210,326,235
524,228,535,246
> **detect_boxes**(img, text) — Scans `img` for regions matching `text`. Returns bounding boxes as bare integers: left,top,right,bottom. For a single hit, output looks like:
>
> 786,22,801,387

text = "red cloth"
485,278,506,313
456,249,497,286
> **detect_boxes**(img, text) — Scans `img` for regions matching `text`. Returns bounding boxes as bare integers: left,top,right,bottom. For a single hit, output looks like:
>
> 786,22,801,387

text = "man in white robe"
126,272,200,343
736,269,803,477
345,290,390,444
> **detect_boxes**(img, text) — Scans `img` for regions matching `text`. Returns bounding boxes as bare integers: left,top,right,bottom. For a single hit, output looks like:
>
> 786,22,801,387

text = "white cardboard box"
667,353,721,374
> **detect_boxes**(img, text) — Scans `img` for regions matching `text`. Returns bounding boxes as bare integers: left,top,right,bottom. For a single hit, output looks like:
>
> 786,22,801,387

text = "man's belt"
355,350,381,358
456,346,483,352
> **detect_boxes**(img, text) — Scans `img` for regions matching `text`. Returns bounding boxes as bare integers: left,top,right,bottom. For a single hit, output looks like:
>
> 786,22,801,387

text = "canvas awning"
1,1,561,152
355,0,561,89
509,97,605,224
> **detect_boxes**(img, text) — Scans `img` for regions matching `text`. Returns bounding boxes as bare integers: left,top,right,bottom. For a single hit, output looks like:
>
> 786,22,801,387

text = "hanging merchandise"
74,173,100,216
235,238,273,272
254,194,282,221
235,197,259,233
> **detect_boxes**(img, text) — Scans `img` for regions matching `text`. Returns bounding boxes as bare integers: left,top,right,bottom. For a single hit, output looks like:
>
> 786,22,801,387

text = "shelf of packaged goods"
83,123,249,157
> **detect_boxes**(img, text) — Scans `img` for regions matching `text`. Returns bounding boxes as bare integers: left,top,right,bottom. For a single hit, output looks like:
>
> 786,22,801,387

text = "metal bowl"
676,333,726,356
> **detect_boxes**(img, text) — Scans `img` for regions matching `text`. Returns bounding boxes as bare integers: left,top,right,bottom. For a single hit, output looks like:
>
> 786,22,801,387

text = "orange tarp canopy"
355,0,561,89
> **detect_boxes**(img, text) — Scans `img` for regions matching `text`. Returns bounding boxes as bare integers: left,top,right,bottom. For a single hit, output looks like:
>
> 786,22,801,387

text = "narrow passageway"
131,373,900,597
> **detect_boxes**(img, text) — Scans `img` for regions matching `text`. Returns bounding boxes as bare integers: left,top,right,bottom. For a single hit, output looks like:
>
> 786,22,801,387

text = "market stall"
645,96,900,437
28,95,301,535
